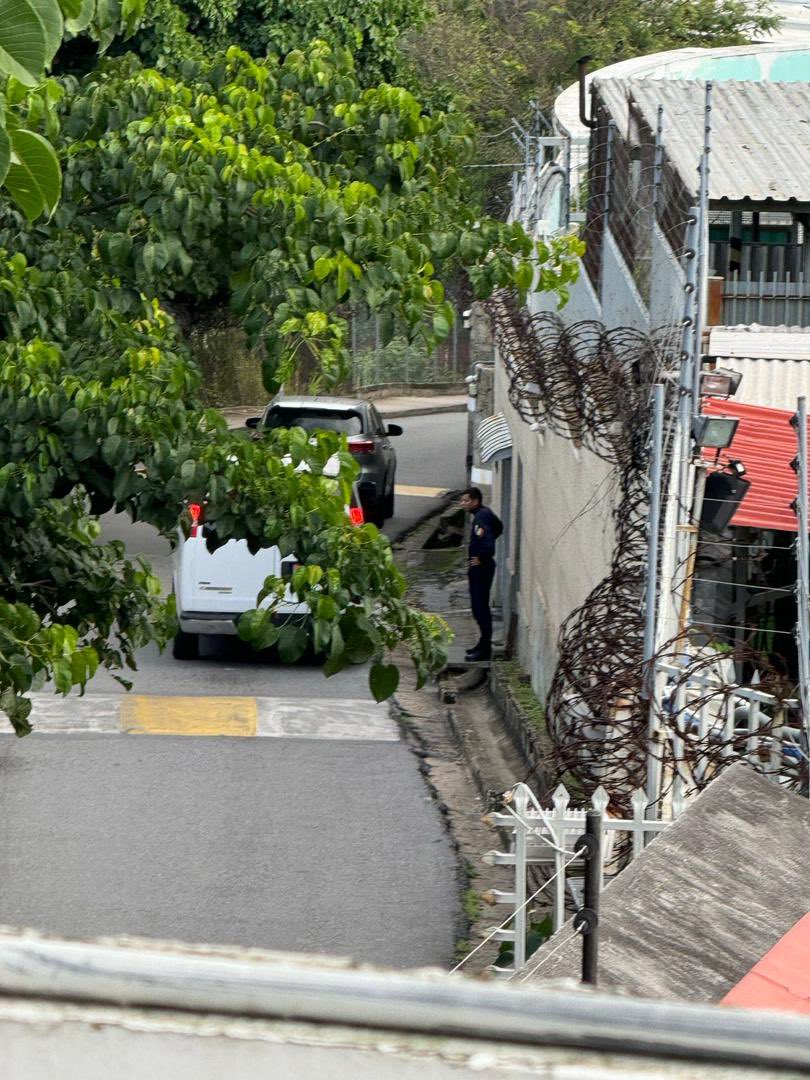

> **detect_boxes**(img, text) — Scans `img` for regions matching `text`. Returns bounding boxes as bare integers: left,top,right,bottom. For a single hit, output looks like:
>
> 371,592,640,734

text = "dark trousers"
468,559,495,649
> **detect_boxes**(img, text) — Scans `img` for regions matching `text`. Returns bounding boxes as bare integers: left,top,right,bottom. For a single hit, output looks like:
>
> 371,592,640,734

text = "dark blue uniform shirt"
469,506,499,560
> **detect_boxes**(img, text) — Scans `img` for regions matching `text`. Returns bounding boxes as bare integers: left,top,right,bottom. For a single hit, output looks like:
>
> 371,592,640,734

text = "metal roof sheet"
710,357,810,412
476,411,513,464
702,397,808,531
709,326,810,361
723,910,810,1015
595,78,810,204
705,328,810,411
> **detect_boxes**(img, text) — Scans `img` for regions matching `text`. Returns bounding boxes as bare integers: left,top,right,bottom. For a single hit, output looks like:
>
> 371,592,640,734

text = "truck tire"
172,629,200,660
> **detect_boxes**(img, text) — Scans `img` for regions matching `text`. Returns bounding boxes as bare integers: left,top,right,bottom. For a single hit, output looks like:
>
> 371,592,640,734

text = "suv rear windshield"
263,408,364,435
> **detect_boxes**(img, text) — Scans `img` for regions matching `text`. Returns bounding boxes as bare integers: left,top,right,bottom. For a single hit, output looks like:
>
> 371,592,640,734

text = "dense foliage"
0,21,582,730
173,0,426,85
406,0,780,200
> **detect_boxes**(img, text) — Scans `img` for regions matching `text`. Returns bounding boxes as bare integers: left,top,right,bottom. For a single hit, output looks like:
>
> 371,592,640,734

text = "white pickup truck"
171,467,363,660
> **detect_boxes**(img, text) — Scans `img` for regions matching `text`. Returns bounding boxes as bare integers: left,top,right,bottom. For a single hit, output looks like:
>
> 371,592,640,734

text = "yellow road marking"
396,484,449,498
120,696,258,736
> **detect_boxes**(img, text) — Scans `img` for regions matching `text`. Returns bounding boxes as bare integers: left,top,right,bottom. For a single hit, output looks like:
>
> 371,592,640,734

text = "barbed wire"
482,292,809,811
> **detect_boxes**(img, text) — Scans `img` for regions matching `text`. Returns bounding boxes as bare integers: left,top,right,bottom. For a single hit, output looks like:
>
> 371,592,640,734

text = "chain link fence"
345,305,472,390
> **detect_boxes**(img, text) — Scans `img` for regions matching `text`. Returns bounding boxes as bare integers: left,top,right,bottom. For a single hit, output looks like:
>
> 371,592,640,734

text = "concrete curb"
378,402,466,418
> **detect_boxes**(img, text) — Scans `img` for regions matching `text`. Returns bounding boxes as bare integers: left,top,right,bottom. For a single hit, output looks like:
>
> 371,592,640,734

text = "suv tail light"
188,502,204,537
349,506,364,526
348,437,374,455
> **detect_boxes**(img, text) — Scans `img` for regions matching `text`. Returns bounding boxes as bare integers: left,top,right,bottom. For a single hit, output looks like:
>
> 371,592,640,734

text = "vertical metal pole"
645,384,665,809
350,309,358,389
676,463,708,642
793,397,810,795
600,122,615,295
513,787,528,970
575,810,601,986
651,106,664,221
660,209,699,646
691,82,712,412
562,132,572,230
643,384,666,685
374,313,381,384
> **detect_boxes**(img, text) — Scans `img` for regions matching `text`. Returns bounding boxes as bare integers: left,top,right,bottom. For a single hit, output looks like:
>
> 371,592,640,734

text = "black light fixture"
726,458,746,477
692,414,740,449
699,366,743,398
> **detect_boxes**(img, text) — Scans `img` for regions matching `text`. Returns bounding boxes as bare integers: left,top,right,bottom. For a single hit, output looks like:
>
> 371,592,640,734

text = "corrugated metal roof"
702,397,808,531
711,357,810,411
710,326,810,361
705,328,810,411
595,78,810,204
476,412,513,464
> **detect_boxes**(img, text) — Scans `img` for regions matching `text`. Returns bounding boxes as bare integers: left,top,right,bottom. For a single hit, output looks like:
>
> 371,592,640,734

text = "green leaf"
29,0,63,66
5,128,62,220
64,0,93,32
0,124,11,188
58,0,83,18
278,623,308,664
369,662,399,702
514,261,534,291
0,0,53,85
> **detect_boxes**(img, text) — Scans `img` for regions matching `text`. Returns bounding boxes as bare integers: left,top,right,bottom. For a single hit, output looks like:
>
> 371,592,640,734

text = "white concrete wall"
649,223,688,328
494,362,616,701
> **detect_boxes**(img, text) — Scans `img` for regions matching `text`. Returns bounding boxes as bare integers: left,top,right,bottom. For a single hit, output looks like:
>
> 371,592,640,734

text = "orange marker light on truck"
188,503,203,537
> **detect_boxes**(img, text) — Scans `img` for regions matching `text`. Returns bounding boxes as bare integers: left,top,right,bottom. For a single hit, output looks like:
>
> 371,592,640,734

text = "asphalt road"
0,410,468,968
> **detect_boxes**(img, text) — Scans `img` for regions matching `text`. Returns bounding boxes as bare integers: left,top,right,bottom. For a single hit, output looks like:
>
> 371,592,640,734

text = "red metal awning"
702,399,809,533
722,910,810,1015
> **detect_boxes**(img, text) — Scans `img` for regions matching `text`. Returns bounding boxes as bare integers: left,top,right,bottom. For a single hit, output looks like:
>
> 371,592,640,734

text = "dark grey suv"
246,396,402,526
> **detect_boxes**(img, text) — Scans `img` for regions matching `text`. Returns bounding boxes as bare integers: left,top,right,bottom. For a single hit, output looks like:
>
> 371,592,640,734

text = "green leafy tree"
0,39,582,731
406,0,780,205
0,1,145,218
159,0,426,84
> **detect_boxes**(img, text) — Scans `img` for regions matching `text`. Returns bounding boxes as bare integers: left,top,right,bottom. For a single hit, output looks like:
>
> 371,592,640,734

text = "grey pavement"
0,735,459,967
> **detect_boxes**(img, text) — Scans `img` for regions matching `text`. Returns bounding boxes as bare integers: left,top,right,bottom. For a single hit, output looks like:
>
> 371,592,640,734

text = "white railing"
481,782,672,977
649,661,804,814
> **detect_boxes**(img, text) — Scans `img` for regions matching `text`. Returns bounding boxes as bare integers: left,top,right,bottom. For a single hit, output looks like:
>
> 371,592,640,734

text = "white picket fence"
482,782,672,977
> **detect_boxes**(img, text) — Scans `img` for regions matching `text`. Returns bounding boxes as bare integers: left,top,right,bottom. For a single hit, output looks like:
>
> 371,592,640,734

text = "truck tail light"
348,437,374,455
349,506,364,525
188,502,204,537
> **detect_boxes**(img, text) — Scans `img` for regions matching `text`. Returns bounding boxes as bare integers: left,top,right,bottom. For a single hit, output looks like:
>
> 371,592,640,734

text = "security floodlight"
700,367,742,398
692,414,739,449
726,459,746,477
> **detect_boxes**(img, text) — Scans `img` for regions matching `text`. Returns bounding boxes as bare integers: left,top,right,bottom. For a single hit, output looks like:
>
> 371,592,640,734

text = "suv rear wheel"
383,479,395,519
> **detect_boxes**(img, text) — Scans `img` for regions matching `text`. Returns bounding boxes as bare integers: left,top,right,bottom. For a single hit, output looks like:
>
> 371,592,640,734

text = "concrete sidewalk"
220,394,466,430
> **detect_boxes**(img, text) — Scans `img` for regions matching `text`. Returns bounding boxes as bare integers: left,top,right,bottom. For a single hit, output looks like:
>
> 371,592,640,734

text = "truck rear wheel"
172,629,200,660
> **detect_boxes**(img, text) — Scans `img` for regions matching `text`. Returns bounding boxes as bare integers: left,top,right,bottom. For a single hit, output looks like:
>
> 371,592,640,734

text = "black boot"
465,644,491,661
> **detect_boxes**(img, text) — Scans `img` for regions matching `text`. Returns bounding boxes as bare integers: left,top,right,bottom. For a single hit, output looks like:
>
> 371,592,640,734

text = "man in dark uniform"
459,486,501,661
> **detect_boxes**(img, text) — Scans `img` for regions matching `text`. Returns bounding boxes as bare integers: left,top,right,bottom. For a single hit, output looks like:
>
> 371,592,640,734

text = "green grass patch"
493,658,546,735
462,888,482,922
